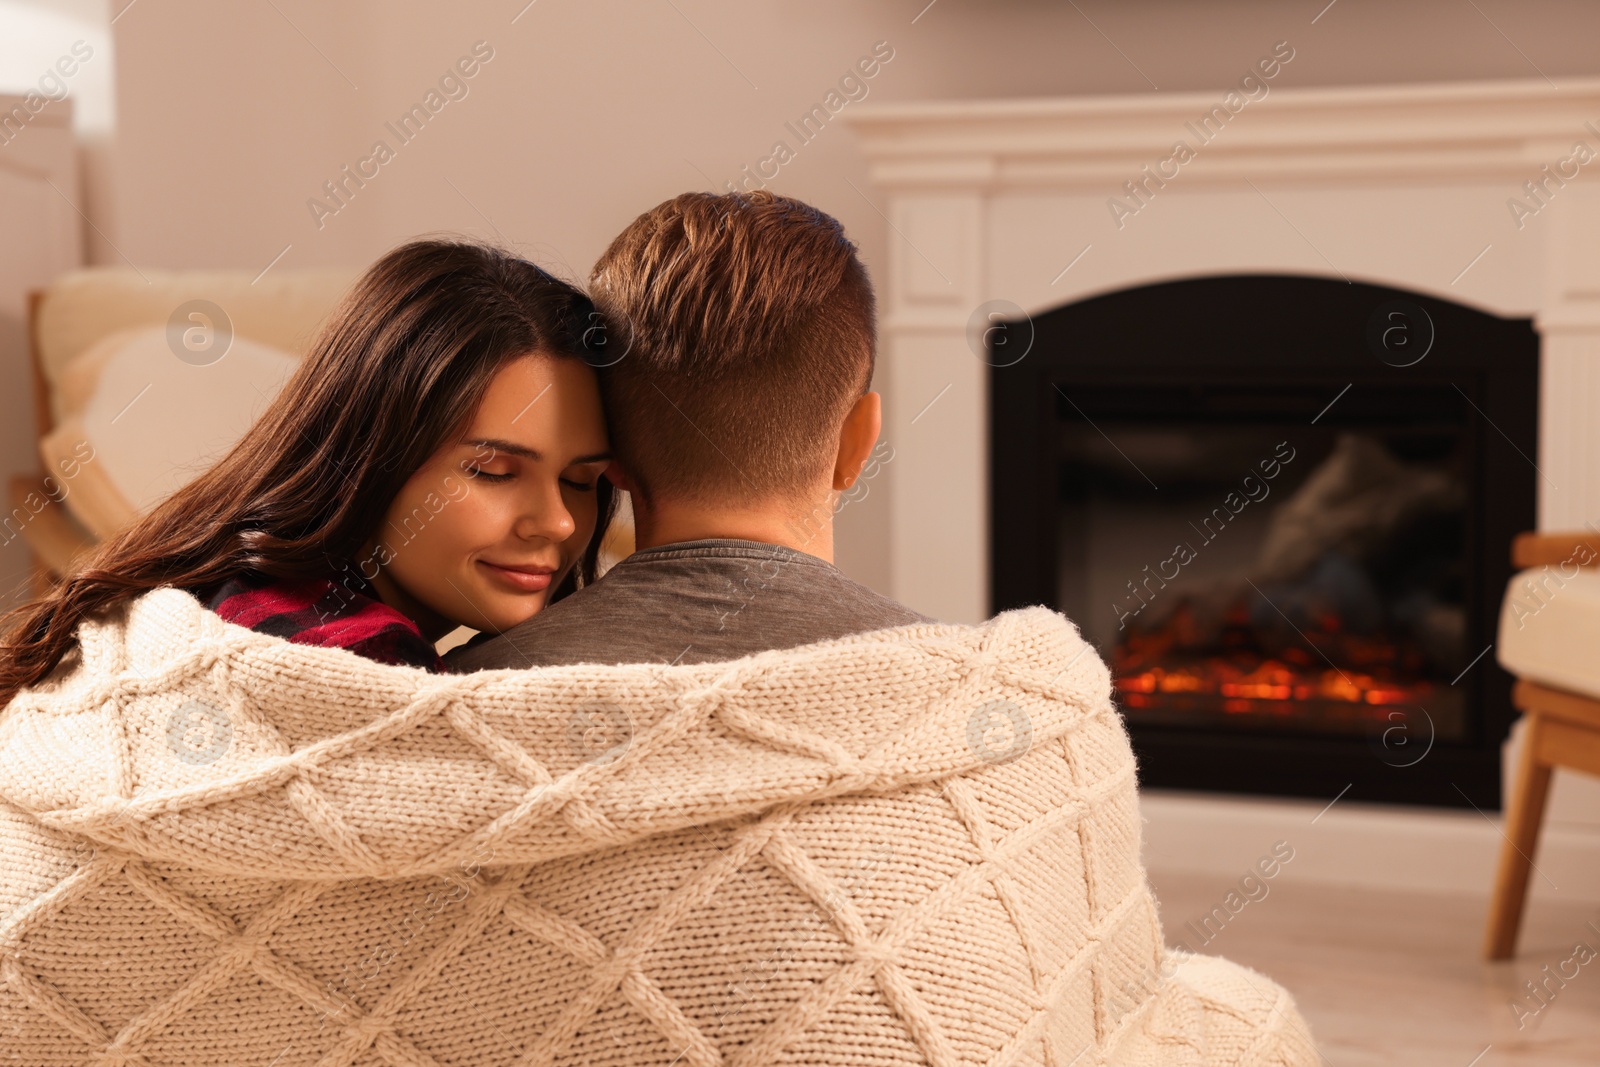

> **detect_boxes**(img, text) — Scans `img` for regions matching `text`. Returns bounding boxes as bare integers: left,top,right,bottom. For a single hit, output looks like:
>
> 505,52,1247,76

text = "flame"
1111,599,1438,717
1113,659,1423,707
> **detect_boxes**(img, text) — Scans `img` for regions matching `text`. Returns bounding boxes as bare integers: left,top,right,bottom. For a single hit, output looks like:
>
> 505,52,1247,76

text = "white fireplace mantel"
848,77,1600,624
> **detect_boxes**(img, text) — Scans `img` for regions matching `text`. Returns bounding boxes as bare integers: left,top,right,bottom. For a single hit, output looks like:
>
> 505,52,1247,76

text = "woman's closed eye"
559,462,609,492
463,462,602,490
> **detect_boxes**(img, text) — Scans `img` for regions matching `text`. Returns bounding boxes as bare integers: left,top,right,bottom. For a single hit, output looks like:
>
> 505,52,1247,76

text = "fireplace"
846,78,1600,824
990,276,1537,808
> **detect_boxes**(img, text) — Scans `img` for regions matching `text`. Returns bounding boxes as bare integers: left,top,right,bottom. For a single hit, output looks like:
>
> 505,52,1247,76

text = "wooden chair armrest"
7,475,95,579
1513,678,1600,730
1511,531,1600,569
28,288,52,439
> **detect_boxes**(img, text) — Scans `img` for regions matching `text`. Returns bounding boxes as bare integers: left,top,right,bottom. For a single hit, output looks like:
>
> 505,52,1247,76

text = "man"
441,191,1317,1065
451,190,928,672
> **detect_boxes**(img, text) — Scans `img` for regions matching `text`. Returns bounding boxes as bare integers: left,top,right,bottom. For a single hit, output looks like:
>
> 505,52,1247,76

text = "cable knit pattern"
0,588,1317,1066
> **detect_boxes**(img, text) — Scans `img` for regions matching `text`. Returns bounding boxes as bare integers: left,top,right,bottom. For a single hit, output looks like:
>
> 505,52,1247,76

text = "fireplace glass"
1057,386,1469,743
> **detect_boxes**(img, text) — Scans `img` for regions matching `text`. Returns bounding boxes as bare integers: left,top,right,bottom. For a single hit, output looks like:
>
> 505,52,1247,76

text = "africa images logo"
165,699,233,765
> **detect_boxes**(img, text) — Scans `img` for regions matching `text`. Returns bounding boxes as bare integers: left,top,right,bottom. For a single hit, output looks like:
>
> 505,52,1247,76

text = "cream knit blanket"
0,589,1317,1067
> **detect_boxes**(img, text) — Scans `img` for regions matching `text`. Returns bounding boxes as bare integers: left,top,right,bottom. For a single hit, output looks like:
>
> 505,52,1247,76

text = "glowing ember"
1112,599,1440,720
1114,659,1427,707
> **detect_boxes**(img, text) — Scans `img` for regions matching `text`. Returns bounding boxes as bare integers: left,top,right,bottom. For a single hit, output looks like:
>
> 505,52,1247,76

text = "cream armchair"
15,268,355,592
1484,530,1600,958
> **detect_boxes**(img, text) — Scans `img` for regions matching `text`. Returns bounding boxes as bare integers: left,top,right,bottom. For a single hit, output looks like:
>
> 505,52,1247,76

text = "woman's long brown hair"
0,238,617,705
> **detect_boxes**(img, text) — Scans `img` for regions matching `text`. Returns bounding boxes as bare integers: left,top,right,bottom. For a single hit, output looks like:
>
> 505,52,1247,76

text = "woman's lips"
477,560,557,592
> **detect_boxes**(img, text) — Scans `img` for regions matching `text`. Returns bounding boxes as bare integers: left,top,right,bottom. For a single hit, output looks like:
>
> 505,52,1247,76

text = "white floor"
1147,868,1600,1066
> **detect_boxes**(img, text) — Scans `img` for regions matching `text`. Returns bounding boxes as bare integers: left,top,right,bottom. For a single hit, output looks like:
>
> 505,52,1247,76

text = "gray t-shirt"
448,538,931,670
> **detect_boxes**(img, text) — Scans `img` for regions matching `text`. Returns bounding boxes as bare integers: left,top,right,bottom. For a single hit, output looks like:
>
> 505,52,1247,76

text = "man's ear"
833,391,882,491
604,459,638,495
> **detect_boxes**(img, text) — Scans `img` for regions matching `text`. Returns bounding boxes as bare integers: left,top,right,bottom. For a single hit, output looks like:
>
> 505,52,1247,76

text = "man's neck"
630,497,835,562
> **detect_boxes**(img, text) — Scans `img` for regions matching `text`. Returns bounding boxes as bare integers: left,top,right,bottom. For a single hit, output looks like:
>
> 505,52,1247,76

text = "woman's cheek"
438,487,499,560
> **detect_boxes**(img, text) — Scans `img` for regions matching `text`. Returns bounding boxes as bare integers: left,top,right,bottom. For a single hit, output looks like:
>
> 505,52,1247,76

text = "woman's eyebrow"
466,438,611,464
468,437,541,461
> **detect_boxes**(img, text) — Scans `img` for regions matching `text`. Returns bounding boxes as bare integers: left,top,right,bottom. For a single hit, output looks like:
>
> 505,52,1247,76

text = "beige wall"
101,0,1600,592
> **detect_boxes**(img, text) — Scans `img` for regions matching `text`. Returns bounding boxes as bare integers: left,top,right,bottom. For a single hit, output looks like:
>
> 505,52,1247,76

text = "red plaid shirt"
197,571,446,671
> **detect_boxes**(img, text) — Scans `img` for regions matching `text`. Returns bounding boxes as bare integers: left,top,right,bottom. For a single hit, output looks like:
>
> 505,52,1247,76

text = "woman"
0,238,617,697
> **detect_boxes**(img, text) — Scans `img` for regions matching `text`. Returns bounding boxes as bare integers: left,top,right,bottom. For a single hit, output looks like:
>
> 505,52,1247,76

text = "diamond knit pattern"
0,589,1317,1066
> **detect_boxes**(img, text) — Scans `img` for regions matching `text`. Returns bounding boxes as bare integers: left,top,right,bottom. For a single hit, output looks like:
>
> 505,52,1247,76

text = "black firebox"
989,276,1537,809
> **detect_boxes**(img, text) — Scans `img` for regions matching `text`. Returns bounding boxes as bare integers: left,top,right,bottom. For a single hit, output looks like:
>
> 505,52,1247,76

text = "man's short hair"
590,190,876,504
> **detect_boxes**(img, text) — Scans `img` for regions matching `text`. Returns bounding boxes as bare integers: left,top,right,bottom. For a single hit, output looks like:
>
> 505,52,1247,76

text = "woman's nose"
513,483,576,542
